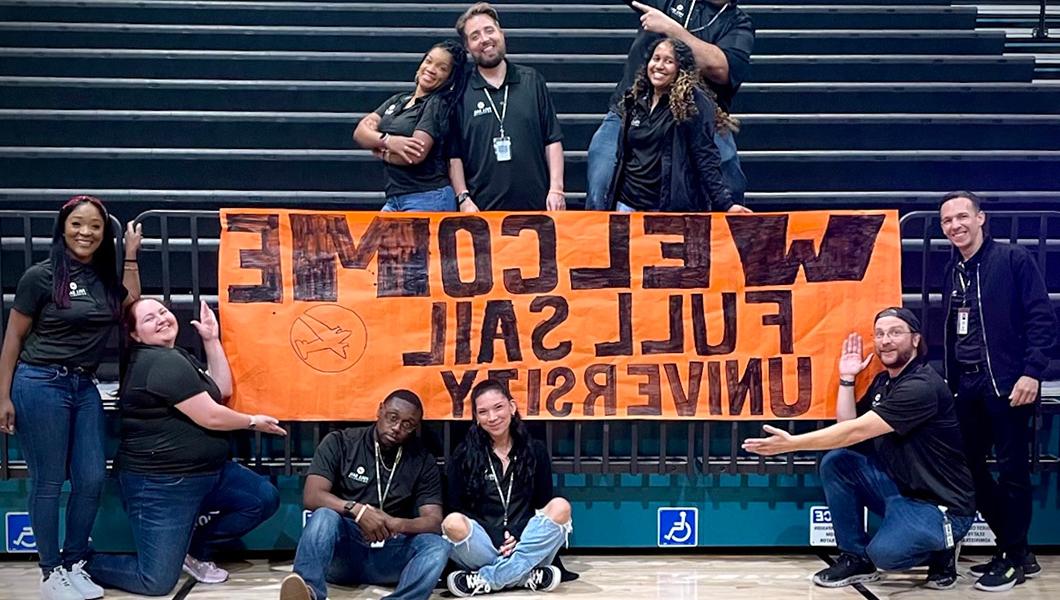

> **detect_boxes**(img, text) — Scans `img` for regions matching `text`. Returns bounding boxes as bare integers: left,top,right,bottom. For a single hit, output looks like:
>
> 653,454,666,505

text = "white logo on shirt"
472,101,493,118
631,118,641,127
68,282,88,299
348,465,370,484
671,4,686,19
872,393,882,407
385,104,397,115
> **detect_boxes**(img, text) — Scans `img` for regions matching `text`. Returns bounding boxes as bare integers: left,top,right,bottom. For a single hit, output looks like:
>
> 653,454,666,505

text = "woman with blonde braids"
606,37,751,213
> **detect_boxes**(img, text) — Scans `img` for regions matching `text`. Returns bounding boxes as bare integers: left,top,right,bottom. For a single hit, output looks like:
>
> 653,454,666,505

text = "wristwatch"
457,191,472,205
343,501,357,516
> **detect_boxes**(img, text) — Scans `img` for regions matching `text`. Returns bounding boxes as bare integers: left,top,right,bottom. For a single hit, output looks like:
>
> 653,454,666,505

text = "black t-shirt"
619,95,674,211
116,345,229,475
374,92,451,198
856,358,975,516
609,0,755,114
451,62,563,211
952,258,985,364
13,260,124,372
308,426,443,519
446,439,553,547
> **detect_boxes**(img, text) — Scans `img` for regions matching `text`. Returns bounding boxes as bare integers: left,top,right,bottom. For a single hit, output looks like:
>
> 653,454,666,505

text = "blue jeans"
820,449,973,570
446,512,571,590
294,507,450,600
585,111,748,210
381,185,456,212
86,462,279,596
11,362,106,574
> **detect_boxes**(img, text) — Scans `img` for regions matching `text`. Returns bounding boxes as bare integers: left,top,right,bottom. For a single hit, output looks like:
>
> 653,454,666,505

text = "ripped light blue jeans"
445,511,571,590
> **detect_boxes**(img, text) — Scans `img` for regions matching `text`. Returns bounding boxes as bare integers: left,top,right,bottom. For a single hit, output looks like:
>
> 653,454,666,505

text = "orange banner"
219,210,901,421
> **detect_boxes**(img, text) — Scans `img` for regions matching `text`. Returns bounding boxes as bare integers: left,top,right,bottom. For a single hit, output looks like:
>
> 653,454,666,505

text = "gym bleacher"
0,0,1058,218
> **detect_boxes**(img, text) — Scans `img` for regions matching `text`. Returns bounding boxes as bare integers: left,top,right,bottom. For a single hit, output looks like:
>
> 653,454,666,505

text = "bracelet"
124,258,137,263
838,379,856,387
380,133,390,150
354,503,370,523
548,189,566,197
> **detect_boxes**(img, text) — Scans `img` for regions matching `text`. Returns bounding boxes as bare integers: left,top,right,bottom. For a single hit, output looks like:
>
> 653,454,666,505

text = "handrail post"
1034,0,1050,40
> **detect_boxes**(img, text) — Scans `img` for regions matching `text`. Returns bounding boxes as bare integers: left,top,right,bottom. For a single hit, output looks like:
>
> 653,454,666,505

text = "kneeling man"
744,307,975,590
280,390,450,600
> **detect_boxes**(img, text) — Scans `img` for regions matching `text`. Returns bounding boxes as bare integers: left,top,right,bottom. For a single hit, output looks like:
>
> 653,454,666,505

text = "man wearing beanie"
743,307,975,590
939,191,1057,592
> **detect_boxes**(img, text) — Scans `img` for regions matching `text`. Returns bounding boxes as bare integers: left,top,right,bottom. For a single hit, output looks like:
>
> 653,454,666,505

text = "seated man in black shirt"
279,391,449,600
744,307,976,590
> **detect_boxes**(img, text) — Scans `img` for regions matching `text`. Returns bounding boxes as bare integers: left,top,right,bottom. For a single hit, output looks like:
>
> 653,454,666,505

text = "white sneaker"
40,567,83,600
182,555,229,584
68,561,104,599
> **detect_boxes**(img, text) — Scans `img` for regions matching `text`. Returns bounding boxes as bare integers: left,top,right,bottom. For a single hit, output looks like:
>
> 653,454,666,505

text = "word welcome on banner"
218,209,901,421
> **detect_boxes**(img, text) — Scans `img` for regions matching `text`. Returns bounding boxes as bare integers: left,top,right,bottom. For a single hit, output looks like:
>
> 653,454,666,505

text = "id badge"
493,136,512,162
956,307,970,336
943,516,954,549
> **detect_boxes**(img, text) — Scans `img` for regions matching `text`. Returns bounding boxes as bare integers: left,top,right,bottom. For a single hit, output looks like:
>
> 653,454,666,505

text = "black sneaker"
447,570,493,597
974,558,1025,592
524,566,561,592
924,548,958,590
812,553,879,588
971,552,1041,579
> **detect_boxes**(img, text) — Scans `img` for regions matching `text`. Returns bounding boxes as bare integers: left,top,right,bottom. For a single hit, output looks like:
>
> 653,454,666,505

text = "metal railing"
1,209,1058,481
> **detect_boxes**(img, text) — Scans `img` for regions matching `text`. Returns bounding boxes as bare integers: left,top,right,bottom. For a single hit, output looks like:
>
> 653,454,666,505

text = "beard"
879,345,916,369
474,47,505,69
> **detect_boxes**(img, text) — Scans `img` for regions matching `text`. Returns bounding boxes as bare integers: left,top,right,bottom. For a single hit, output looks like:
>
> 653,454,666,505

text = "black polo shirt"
451,61,563,211
373,92,451,198
13,260,124,372
446,439,553,547
308,426,443,519
609,0,755,114
619,94,674,211
116,345,229,475
951,255,985,365
856,358,975,516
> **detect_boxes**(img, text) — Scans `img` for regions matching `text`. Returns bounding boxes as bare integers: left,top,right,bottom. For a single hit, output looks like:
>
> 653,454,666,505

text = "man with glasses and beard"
450,2,565,212
744,308,975,591
939,191,1057,592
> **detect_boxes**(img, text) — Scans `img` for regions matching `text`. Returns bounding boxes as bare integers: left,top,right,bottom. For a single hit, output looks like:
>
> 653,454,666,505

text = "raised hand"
631,1,679,36
124,221,143,259
838,332,873,380
189,300,220,342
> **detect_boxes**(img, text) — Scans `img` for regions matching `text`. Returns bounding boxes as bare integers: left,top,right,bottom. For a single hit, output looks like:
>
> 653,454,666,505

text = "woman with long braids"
442,380,572,597
607,37,751,213
354,40,469,211
0,196,141,600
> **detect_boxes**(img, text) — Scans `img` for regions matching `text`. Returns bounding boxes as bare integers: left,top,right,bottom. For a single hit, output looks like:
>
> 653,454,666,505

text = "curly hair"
455,379,537,507
625,38,703,123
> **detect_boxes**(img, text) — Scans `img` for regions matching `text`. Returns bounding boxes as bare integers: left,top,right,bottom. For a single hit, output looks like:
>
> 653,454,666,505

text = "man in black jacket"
939,191,1058,592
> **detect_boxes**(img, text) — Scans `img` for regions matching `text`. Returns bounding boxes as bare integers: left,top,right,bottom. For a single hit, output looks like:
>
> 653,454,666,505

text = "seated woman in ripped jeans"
442,379,573,597
354,40,468,212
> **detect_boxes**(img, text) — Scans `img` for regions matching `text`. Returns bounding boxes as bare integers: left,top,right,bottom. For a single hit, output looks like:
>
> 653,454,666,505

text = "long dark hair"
49,195,122,318
421,40,469,155
625,37,704,123
458,379,537,504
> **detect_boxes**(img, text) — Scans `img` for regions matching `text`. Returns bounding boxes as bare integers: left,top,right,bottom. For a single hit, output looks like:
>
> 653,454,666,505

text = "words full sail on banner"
219,209,901,421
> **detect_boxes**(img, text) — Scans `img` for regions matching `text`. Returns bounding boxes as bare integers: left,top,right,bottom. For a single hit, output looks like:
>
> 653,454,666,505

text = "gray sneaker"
68,560,104,599
40,567,83,600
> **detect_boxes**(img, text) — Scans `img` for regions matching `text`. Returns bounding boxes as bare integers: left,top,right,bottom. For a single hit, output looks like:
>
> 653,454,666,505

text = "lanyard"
483,84,509,138
374,440,403,510
954,263,971,306
686,1,727,34
487,454,514,529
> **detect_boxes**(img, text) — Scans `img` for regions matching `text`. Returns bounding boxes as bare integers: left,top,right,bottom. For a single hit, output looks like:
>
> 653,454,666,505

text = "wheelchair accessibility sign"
657,507,698,547
6,512,36,553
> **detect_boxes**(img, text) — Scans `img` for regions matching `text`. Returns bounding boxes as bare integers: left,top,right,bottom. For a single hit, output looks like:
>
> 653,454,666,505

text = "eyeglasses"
873,329,913,341
383,412,418,433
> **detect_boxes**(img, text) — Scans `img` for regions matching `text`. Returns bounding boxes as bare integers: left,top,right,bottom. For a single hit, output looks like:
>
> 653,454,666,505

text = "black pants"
954,368,1035,558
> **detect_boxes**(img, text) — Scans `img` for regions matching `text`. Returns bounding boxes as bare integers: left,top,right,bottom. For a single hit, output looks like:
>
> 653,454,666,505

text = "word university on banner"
219,210,901,421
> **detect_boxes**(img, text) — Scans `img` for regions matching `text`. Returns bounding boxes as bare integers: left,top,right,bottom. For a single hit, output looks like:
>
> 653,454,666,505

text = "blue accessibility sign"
5,512,36,553
657,507,698,547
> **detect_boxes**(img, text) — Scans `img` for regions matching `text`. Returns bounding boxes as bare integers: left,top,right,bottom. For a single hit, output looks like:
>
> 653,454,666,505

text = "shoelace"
70,560,97,582
48,567,75,589
464,572,492,596
525,568,544,591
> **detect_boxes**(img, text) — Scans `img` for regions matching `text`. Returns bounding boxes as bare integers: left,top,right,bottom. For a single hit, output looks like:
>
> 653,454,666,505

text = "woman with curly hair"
607,37,750,213
354,40,469,211
442,380,572,597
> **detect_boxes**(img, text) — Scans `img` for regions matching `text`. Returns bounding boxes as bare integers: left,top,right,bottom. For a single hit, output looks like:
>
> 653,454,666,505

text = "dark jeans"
955,368,1035,558
294,507,450,600
86,461,279,596
820,449,973,570
10,362,105,574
